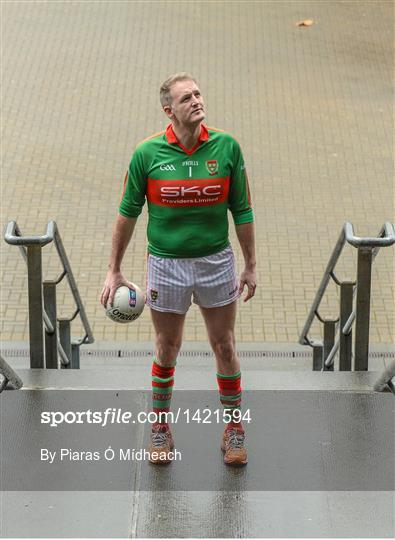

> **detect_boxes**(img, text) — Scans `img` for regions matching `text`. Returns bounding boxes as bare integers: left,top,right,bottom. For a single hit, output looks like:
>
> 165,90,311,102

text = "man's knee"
155,338,182,365
211,336,236,362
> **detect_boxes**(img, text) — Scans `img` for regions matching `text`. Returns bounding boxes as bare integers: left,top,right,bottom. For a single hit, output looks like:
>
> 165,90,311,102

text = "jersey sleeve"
119,145,147,218
228,138,254,225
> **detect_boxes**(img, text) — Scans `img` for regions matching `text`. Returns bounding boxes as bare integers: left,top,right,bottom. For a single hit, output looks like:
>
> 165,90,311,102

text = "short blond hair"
160,72,198,107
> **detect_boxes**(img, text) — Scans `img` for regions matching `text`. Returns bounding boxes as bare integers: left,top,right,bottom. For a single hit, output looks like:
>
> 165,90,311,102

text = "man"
100,73,256,467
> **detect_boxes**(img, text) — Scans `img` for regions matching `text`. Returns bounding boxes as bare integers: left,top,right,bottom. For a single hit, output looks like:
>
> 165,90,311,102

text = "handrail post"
71,342,80,369
354,247,373,371
43,281,58,369
339,282,353,371
312,343,323,371
323,320,336,371
58,319,72,369
26,246,44,368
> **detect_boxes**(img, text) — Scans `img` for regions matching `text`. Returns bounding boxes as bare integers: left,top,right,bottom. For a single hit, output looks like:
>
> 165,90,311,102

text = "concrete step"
6,367,388,392
1,372,393,538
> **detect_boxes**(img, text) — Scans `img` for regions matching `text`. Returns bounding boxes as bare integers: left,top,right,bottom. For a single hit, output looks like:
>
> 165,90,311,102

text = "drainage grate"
2,348,394,359
81,349,309,358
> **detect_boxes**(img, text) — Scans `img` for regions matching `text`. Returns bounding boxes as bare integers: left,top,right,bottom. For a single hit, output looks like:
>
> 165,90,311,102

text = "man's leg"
147,309,186,464
199,301,247,466
199,300,239,374
150,308,185,424
151,308,186,367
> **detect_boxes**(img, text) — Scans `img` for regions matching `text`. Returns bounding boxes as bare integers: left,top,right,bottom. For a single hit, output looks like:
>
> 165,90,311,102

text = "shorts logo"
206,160,218,175
229,286,238,296
150,289,158,302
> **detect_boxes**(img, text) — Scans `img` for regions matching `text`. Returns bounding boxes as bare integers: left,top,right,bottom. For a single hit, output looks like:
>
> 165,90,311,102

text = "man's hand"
238,266,257,302
100,270,136,308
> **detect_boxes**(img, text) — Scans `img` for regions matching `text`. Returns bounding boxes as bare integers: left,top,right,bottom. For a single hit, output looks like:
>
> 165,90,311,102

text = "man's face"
165,80,205,126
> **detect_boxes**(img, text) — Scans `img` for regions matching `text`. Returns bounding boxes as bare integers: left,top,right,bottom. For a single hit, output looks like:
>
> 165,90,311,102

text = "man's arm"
100,214,138,307
235,221,257,302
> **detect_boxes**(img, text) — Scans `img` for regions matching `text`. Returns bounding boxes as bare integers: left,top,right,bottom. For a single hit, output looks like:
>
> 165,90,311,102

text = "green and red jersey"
119,123,253,258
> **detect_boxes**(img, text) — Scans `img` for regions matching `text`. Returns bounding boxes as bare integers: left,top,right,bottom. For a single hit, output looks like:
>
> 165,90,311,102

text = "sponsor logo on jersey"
160,164,176,171
206,160,218,175
147,177,230,207
161,185,221,197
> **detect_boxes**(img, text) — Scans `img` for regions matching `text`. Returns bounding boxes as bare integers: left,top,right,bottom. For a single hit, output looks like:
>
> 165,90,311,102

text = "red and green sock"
151,359,176,428
216,370,243,431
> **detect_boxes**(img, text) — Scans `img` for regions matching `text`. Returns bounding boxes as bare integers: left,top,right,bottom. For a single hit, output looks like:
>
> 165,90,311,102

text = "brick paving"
1,1,393,344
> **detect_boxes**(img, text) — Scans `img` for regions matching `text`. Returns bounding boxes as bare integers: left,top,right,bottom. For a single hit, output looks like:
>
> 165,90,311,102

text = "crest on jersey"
206,160,218,175
150,289,158,302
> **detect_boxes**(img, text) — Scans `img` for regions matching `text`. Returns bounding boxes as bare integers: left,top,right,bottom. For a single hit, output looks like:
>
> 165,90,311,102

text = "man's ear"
163,105,173,119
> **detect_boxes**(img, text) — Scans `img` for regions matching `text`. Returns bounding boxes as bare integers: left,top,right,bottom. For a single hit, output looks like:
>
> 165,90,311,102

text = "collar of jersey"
165,123,209,155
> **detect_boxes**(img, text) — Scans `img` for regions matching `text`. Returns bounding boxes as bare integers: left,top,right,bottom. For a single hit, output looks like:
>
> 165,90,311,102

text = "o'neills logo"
107,308,139,321
147,177,230,207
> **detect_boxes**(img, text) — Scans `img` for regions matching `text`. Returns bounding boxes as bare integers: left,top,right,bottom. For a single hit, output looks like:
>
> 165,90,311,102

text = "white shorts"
146,246,240,314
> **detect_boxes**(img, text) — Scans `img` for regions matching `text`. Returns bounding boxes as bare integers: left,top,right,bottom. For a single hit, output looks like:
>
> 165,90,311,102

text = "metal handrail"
0,354,23,392
345,222,395,247
374,360,395,394
4,220,94,367
299,222,395,349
